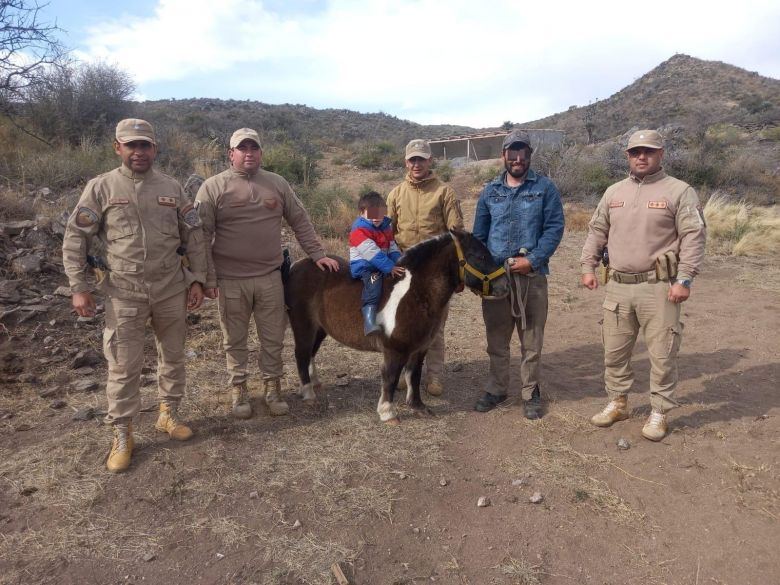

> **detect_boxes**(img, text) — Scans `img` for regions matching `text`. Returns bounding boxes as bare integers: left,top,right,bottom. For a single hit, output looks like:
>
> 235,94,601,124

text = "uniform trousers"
217,273,285,385
601,279,683,412
482,274,548,397
103,290,188,423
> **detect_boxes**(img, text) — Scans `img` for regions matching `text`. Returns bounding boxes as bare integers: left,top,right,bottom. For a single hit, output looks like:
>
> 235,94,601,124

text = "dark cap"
502,129,533,151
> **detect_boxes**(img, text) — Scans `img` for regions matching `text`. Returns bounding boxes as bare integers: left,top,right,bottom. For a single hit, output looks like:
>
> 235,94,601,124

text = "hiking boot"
590,395,629,427
107,422,134,473
475,392,508,413
264,378,289,416
362,305,381,335
231,382,253,419
642,410,668,441
155,401,193,441
426,377,444,397
523,385,543,420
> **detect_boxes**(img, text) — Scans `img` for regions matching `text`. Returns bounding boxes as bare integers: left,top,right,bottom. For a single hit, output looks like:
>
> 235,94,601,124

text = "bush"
297,184,355,239
262,143,320,187
353,141,404,170
435,160,453,182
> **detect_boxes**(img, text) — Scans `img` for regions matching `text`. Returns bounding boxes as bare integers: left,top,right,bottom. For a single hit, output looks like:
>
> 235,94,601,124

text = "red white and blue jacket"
349,216,401,278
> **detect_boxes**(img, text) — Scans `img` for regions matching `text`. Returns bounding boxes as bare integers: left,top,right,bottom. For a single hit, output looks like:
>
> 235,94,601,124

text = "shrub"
297,184,355,239
435,160,453,182
262,143,320,187
353,141,404,170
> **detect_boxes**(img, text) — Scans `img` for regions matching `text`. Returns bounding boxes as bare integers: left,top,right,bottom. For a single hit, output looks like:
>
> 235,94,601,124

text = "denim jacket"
472,169,564,274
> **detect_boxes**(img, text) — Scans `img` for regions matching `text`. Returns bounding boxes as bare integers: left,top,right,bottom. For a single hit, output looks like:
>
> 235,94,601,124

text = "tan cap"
626,129,664,150
405,139,432,160
230,128,262,149
502,129,533,151
115,118,156,145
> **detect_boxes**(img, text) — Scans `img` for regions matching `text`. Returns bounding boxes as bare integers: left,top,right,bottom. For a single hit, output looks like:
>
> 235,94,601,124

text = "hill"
524,54,780,143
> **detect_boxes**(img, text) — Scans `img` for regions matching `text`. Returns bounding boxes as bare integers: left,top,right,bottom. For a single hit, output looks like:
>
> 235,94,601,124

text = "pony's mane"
398,232,453,271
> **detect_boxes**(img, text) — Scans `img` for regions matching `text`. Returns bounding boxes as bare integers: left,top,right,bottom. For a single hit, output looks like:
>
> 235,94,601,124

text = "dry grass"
496,555,542,585
704,194,780,256
563,203,593,232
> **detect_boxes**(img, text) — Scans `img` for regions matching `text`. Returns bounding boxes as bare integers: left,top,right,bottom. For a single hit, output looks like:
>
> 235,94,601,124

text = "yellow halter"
451,233,507,298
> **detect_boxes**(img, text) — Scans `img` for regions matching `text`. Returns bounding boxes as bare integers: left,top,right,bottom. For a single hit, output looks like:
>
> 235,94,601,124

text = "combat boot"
155,401,193,440
231,382,253,419
426,377,444,397
590,395,629,427
107,422,134,473
642,410,668,441
264,378,289,416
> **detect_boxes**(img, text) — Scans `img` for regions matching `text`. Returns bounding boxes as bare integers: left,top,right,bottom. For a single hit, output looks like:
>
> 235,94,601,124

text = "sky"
44,0,780,128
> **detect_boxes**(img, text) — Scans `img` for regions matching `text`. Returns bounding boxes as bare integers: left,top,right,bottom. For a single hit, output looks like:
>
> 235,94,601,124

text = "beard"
504,160,529,179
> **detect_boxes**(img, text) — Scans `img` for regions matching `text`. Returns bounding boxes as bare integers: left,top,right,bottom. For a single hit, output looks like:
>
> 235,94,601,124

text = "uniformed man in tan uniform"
580,129,706,441
196,128,339,419
386,139,464,396
63,119,207,473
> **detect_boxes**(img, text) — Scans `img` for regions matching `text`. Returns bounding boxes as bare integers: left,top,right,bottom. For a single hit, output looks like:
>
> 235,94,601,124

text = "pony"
285,229,509,424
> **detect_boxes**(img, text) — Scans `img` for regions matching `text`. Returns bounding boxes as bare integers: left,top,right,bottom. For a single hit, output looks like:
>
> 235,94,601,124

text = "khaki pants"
424,302,449,379
103,291,188,423
601,279,683,413
482,274,548,398
217,273,286,385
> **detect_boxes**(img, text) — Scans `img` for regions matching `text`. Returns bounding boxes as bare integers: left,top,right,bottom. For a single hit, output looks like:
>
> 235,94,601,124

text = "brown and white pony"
285,229,508,424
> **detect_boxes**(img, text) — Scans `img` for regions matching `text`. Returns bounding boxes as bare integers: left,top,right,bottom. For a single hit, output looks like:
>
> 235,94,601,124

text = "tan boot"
107,422,134,473
426,377,444,397
642,410,668,441
155,401,193,440
264,378,289,416
231,382,253,419
590,395,629,427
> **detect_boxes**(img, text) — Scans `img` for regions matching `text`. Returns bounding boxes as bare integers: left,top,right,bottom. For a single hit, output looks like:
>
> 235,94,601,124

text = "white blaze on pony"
285,230,509,424
376,271,412,337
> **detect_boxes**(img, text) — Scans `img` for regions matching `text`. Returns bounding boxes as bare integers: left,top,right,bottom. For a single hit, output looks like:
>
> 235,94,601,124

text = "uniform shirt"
579,169,706,280
348,216,401,278
386,172,463,251
473,169,565,275
62,165,206,302
196,167,326,287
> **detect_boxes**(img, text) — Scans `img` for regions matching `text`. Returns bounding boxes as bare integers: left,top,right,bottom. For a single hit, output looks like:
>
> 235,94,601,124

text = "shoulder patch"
109,197,129,205
75,207,99,228
648,201,668,209
158,196,177,207
609,201,625,208
180,203,201,227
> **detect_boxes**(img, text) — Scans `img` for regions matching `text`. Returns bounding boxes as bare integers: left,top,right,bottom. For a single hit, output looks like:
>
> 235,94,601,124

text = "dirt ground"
1,202,779,585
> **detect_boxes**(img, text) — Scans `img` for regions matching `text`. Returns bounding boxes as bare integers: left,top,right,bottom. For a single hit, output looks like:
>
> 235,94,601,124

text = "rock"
72,407,96,421
20,486,38,496
439,477,448,487
76,316,96,325
43,336,55,346
617,438,631,450
142,553,156,562
0,220,35,236
11,254,43,275
53,286,72,297
335,378,349,387
18,373,38,384
215,553,225,561
477,496,491,508
37,387,60,399
511,478,527,487
292,519,302,530
71,349,102,369
530,492,544,504
49,399,67,409
0,280,21,303
72,379,99,393
412,527,420,534
72,366,94,376
249,490,259,499
450,363,464,372
14,423,32,432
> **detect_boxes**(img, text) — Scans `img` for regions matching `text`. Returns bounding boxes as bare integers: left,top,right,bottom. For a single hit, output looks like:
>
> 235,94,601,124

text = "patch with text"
75,207,99,227
609,201,625,208
647,201,668,209
158,196,177,207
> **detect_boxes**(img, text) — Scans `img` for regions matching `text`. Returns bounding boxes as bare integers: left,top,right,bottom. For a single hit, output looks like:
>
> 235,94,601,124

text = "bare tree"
1,0,64,139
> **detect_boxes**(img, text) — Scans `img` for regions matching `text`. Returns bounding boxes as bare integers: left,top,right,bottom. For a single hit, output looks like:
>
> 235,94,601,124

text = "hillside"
525,54,780,143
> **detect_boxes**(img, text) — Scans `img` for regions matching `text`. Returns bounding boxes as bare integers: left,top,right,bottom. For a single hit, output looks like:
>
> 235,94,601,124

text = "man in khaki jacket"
196,128,339,420
63,118,207,473
386,139,464,396
580,129,706,441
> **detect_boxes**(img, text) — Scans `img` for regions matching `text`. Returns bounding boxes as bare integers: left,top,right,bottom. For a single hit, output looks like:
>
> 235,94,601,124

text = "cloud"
75,0,780,127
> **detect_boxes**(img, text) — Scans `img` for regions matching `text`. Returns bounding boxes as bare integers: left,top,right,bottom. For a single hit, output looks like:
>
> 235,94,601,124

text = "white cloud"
75,0,780,127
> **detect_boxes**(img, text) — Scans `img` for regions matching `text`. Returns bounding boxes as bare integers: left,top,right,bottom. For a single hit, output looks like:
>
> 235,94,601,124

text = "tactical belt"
611,269,660,284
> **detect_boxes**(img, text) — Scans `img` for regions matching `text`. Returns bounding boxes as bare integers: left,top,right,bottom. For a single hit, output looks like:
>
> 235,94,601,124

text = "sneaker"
475,392,508,413
590,395,629,427
231,382,253,419
642,410,668,441
523,386,543,420
155,401,194,441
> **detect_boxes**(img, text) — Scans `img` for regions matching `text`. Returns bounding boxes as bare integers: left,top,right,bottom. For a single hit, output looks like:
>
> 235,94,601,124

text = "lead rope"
506,263,531,330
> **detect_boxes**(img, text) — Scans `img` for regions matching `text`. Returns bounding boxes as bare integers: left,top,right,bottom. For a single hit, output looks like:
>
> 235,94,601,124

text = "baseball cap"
115,119,156,145
502,129,533,151
230,128,262,149
626,129,663,150
405,139,432,160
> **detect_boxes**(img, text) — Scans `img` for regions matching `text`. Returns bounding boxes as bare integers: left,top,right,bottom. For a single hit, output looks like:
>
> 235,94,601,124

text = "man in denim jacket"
472,130,565,418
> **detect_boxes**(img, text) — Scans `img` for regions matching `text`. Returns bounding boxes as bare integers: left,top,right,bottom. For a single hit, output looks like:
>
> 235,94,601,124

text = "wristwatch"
507,258,516,266
675,278,692,289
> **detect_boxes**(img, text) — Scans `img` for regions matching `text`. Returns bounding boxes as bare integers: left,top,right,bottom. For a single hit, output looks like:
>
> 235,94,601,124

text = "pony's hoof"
384,417,401,426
